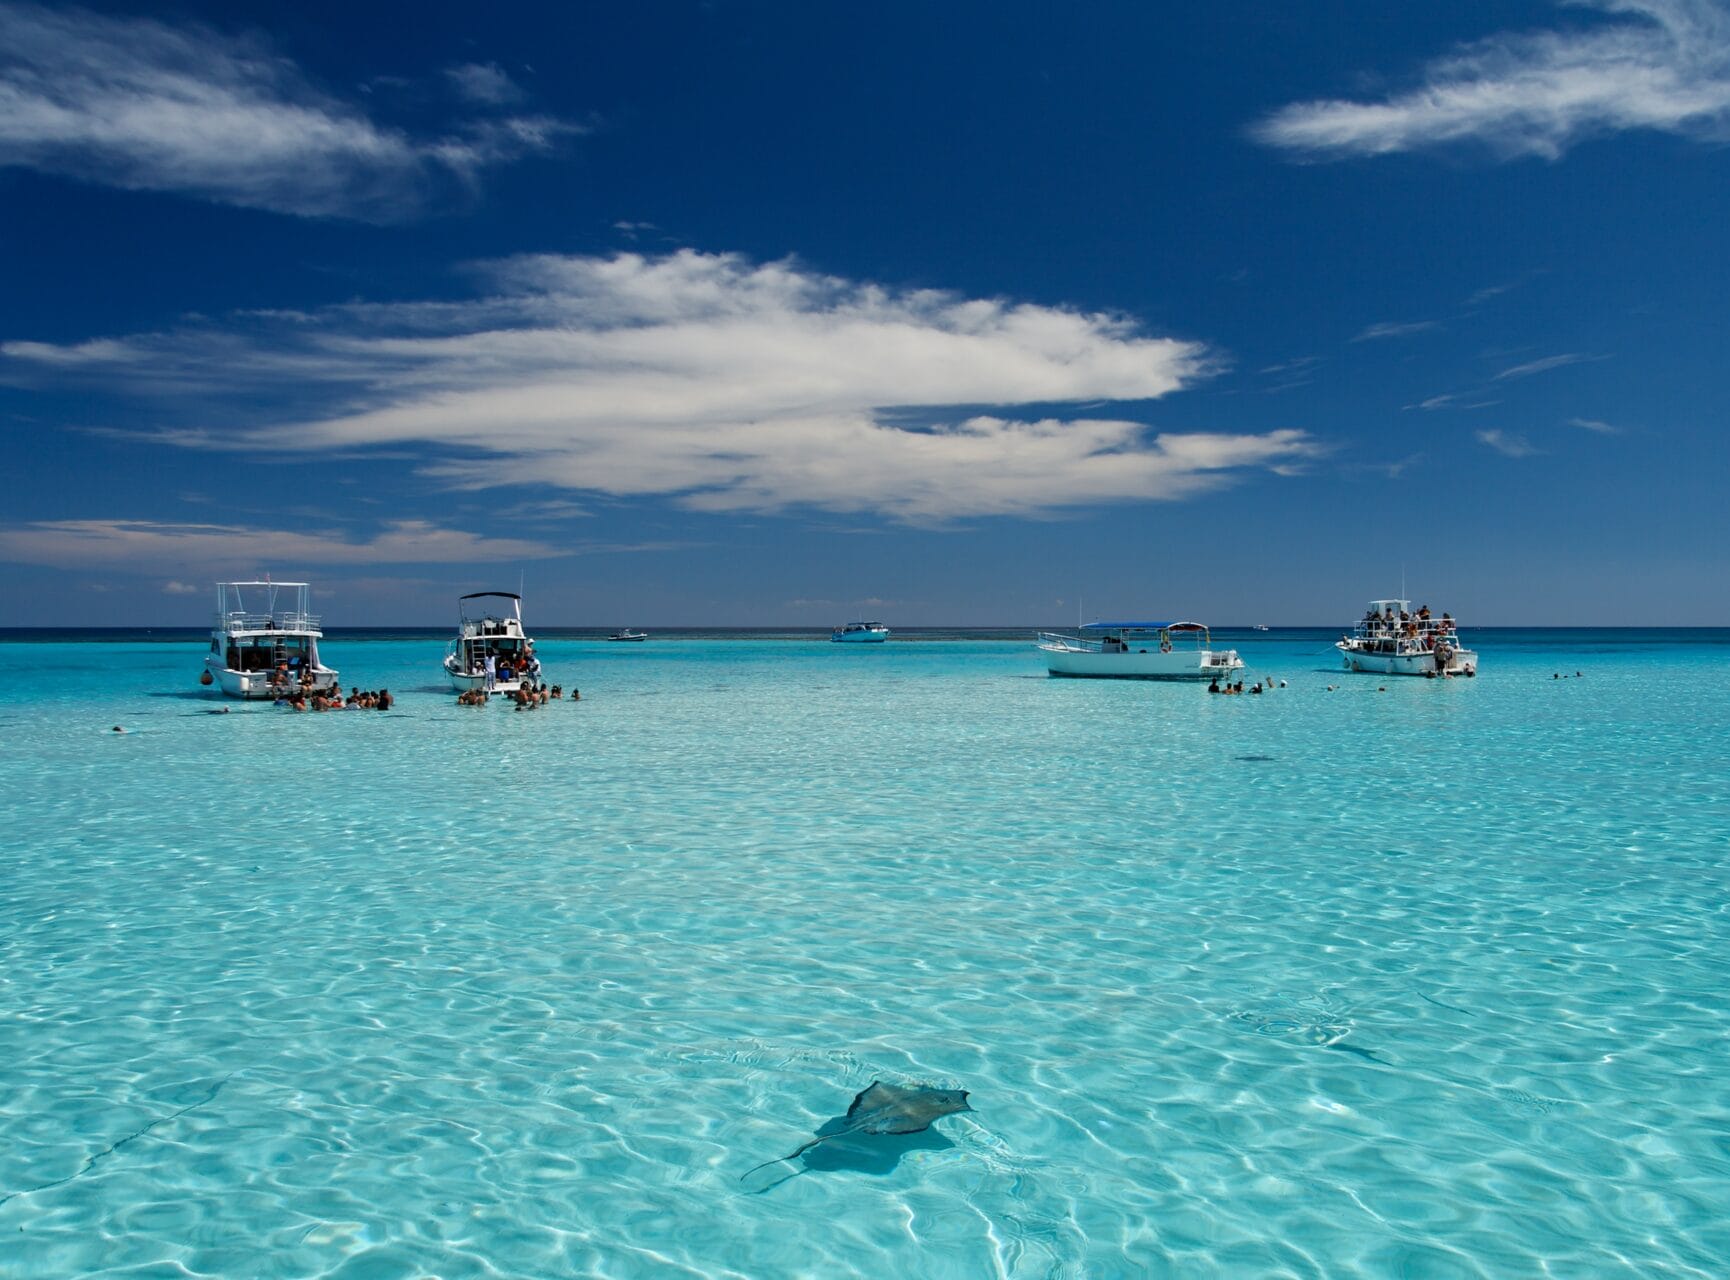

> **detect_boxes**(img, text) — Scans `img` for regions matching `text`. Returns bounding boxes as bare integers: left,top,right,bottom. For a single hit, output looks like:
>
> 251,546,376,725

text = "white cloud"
1477,429,1542,457
1494,352,1593,379
4,250,1321,524
0,519,562,570
1351,320,1441,342
1254,0,1730,160
1407,392,1503,412
162,579,200,594
0,3,577,219
1569,416,1622,433
445,62,523,105
1466,280,1521,306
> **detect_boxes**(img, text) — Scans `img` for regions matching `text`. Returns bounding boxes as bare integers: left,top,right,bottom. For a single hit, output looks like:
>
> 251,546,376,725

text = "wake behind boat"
1337,599,1477,677
1037,621,1243,681
444,592,541,694
203,580,338,699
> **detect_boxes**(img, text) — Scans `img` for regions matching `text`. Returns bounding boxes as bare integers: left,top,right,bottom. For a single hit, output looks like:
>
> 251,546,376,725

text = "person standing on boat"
484,652,496,692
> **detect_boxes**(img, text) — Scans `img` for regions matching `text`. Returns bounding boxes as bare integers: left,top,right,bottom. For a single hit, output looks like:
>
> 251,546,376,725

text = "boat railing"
1346,618,1465,650
1037,631,1099,652
1039,630,1219,654
217,610,321,632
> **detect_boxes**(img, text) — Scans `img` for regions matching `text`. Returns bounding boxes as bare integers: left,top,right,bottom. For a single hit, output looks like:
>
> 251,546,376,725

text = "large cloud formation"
0,519,560,571
3,250,1318,524
0,2,574,219
1255,0,1730,160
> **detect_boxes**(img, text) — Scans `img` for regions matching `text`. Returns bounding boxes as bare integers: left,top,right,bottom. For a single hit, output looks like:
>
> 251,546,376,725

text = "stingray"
742,1080,971,1178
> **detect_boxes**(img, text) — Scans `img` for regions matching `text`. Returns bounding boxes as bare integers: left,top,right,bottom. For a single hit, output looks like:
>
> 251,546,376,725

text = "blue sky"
1,1,1725,625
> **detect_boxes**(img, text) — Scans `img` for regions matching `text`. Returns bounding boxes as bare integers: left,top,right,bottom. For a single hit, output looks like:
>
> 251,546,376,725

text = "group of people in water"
1208,677,1286,696
276,686,393,712
456,683,576,708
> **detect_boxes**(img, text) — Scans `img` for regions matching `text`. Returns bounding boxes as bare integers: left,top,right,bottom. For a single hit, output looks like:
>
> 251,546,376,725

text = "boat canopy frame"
456,591,523,629
213,580,320,634
1080,621,1211,634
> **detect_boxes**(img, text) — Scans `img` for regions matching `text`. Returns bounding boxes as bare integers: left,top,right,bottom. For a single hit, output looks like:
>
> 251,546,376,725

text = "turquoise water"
3,630,1728,1278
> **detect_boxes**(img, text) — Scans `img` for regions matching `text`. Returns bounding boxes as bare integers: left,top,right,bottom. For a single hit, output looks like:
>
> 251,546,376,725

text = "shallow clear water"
3,631,1728,1278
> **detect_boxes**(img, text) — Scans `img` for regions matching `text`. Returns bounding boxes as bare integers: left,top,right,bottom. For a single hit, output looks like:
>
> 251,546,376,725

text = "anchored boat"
1037,621,1243,680
444,592,541,694
831,621,890,643
1336,599,1477,677
203,581,338,699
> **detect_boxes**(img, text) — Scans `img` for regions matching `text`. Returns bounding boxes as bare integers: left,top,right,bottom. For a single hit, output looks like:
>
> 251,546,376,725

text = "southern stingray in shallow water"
742,1080,972,1178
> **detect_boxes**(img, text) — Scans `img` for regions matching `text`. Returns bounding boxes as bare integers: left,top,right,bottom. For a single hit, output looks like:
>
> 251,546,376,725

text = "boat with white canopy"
1336,599,1477,677
831,621,890,643
1037,621,1243,680
203,581,338,699
444,592,540,694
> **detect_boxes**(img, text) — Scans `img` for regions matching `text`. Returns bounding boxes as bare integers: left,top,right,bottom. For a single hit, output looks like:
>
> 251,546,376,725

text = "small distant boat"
204,581,338,699
831,621,890,643
1037,621,1243,681
1337,599,1477,677
444,592,541,693
1252,624,1271,631
607,629,649,642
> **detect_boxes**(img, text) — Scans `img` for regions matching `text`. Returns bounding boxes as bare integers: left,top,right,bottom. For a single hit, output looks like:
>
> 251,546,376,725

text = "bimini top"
1082,620,1209,632
459,591,521,602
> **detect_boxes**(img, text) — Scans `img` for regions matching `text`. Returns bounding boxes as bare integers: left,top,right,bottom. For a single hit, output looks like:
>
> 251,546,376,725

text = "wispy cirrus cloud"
0,2,579,219
1406,392,1501,412
1569,416,1622,433
1253,0,1730,160
1477,429,1542,457
1352,320,1441,342
445,62,523,106
1494,352,1595,380
2,249,1322,525
0,519,562,571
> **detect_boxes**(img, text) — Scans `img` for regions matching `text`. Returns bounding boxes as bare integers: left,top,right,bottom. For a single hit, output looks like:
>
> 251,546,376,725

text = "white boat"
1336,599,1478,677
444,592,541,694
1037,621,1243,680
607,629,649,642
832,621,890,643
203,581,338,699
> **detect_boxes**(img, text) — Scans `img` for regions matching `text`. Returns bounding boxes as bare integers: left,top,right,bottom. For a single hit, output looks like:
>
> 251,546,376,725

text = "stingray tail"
740,1134,830,1179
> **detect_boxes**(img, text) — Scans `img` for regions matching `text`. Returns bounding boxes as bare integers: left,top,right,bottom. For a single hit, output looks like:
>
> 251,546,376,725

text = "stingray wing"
844,1081,971,1135
843,1081,902,1126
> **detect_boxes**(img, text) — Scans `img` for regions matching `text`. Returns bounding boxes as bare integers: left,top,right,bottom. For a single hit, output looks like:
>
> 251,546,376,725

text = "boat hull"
831,630,889,643
1041,648,1242,680
1337,643,1478,676
206,656,338,699
444,662,526,695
